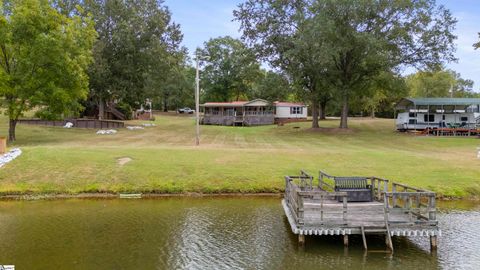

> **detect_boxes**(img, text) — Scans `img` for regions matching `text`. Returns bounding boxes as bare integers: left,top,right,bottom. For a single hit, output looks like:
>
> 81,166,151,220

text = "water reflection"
0,197,477,269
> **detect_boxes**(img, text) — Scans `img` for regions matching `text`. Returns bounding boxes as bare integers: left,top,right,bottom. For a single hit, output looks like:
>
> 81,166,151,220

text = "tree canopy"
235,0,457,128
197,36,262,102
406,68,475,98
0,0,96,141
84,0,186,117
474,33,480,49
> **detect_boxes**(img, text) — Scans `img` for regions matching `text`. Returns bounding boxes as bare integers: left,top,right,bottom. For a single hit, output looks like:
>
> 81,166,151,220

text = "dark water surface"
0,197,478,269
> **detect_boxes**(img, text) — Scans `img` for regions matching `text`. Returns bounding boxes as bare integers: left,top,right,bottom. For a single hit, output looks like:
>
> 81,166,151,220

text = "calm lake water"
0,197,478,270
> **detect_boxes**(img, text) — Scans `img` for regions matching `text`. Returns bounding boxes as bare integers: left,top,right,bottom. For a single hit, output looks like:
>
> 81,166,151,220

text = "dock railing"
285,173,348,226
384,182,437,225
319,171,389,201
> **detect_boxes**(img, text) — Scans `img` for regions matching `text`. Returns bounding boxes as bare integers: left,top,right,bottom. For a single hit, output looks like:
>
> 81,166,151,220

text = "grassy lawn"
0,113,479,198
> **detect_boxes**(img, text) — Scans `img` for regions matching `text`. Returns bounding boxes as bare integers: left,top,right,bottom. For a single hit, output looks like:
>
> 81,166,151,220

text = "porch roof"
395,98,480,110
202,99,270,107
273,101,307,107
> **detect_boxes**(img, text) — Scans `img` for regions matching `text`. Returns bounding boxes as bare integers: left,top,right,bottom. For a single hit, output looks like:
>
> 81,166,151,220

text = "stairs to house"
106,104,126,120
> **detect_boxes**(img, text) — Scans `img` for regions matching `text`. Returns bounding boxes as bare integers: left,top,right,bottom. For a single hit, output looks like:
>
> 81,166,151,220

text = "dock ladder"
360,207,394,253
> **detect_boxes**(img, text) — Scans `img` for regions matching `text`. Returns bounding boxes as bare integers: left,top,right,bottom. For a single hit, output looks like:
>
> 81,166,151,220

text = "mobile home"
201,99,309,126
395,98,480,131
273,102,308,123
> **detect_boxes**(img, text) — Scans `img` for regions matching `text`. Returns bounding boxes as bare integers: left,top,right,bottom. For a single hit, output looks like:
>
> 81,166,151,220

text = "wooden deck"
283,171,440,251
421,127,480,136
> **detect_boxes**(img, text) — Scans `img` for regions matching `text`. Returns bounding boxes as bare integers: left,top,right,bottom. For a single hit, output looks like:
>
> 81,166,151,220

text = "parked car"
178,107,195,114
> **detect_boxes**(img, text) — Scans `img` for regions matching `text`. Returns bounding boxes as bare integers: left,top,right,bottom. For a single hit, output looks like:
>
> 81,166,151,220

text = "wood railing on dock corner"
384,182,437,225
285,174,348,226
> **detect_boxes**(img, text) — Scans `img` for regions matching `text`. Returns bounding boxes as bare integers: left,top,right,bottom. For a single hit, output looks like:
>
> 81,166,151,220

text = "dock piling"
430,235,437,250
343,235,349,247
298,234,305,247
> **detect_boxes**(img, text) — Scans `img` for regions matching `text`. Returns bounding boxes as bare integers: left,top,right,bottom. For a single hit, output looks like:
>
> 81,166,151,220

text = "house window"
409,119,417,124
442,115,446,120
423,114,435,122
290,107,303,114
461,116,468,122
409,112,415,118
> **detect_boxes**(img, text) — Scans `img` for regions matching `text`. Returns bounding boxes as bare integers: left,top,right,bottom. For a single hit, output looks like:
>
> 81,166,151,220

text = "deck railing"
384,182,437,225
244,111,274,116
285,173,348,226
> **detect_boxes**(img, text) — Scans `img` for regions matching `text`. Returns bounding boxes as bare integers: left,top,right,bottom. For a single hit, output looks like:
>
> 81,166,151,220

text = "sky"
164,0,480,91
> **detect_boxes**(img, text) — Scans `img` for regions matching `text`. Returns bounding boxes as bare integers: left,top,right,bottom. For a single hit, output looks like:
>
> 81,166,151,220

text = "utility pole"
194,53,209,146
195,54,200,146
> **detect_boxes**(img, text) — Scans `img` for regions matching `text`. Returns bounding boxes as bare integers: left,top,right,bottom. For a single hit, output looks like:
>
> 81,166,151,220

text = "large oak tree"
84,0,185,118
0,0,96,141
197,36,262,102
235,0,457,128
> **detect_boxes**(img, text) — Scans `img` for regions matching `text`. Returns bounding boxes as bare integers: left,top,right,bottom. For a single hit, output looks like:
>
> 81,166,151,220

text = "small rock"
126,126,144,130
117,157,132,166
96,129,117,135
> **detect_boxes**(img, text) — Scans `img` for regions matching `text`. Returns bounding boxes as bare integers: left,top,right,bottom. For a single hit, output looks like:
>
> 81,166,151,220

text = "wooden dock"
283,171,439,252
421,127,480,136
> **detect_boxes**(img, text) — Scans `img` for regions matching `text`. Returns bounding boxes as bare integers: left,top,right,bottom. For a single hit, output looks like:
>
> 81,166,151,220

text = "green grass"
0,113,479,198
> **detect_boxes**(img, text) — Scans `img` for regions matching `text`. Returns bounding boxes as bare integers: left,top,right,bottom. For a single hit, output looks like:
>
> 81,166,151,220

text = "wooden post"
0,136,6,154
319,172,323,190
299,234,305,247
430,235,437,250
428,195,436,221
361,226,368,250
392,184,397,208
343,235,349,247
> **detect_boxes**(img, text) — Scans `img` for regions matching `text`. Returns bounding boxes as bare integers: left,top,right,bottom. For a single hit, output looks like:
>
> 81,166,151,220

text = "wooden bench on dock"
333,177,373,202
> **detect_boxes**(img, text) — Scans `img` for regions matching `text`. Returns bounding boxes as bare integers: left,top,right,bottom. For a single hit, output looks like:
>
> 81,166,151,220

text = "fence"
17,119,124,129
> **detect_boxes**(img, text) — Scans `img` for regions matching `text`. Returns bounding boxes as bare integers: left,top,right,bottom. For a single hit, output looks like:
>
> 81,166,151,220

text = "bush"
116,102,133,120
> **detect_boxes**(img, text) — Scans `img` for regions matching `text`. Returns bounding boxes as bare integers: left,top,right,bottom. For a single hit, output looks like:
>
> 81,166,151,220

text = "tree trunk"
340,93,349,129
319,100,327,120
371,108,375,118
163,96,168,112
311,101,320,128
98,97,105,120
8,118,17,142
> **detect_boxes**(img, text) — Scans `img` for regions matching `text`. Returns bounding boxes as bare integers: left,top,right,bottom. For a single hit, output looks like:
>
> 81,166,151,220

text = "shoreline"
0,191,477,201
0,192,284,201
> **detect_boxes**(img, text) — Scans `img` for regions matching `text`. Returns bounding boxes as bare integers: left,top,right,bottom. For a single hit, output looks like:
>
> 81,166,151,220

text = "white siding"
396,112,477,130
275,106,308,119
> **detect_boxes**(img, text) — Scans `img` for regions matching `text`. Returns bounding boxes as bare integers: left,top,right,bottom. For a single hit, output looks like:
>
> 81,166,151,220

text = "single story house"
201,99,308,126
273,101,308,123
394,97,480,131
201,99,274,126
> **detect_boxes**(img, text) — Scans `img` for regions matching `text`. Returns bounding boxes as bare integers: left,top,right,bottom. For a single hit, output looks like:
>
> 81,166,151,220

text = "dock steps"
360,225,394,253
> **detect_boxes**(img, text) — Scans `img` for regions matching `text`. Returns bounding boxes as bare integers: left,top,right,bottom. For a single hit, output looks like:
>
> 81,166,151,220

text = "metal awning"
395,98,480,110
